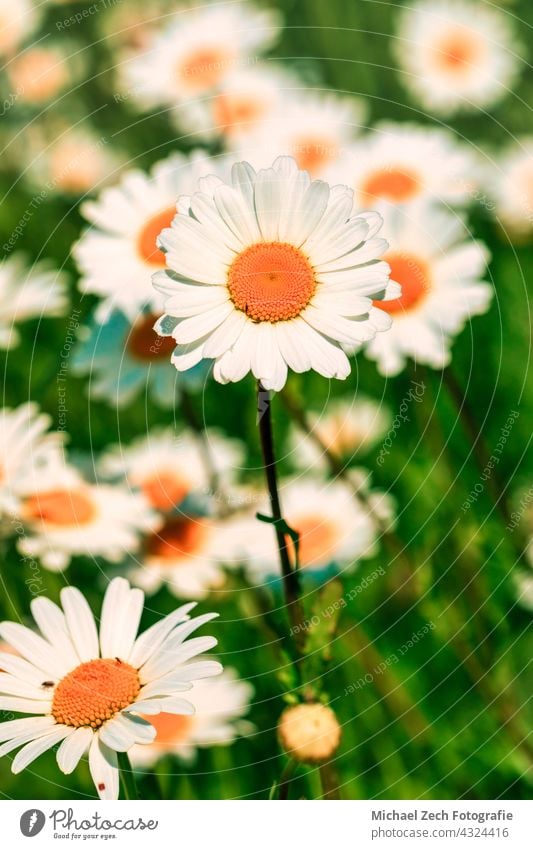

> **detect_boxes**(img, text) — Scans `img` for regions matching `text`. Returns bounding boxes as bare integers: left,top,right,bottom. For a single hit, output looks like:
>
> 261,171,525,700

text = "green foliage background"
0,0,531,800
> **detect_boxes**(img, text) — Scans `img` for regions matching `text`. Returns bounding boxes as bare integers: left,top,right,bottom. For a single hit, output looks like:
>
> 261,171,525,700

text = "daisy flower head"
237,89,368,177
490,137,533,238
291,396,392,471
0,0,41,57
74,151,230,320
15,458,159,571
326,123,478,211
72,308,207,409
153,156,395,392
230,476,384,585
395,0,523,115
6,43,81,106
355,201,493,376
120,1,282,109
0,403,64,518
0,255,68,350
130,668,253,766
0,577,222,799
100,427,243,513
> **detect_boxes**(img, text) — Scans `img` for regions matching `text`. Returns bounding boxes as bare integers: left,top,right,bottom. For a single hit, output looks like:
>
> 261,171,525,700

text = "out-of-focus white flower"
326,123,478,210
0,256,68,349
356,202,493,376
0,577,222,799
395,0,522,115
0,403,64,517
130,668,253,765
489,138,533,238
120,2,281,109
100,427,243,512
6,44,79,105
16,459,159,571
74,151,230,319
0,0,41,57
154,156,394,392
236,89,367,177
291,396,392,470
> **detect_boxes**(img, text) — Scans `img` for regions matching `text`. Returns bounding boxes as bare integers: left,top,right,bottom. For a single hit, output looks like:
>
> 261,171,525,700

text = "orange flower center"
294,137,338,175
213,93,266,135
23,488,96,526
52,659,140,728
127,313,176,362
290,514,340,568
147,516,208,561
375,252,430,314
141,711,194,745
228,242,316,323
361,168,420,204
141,471,190,511
137,207,176,266
178,47,232,91
434,30,481,73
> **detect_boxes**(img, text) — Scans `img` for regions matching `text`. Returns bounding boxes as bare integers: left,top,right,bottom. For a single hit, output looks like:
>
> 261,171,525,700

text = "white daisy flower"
490,137,533,237
0,403,64,517
0,0,41,57
237,90,367,177
6,43,80,105
0,577,222,799
325,123,477,209
130,512,234,600
176,64,298,144
74,151,230,320
153,155,395,392
357,202,493,376
130,668,253,765
100,427,243,512
291,396,392,470
120,2,281,109
229,477,381,583
395,0,523,115
16,460,159,571
0,256,68,350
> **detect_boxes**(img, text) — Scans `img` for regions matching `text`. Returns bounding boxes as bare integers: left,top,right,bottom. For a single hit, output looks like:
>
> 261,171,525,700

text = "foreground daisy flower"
326,123,477,210
153,156,395,391
291,396,392,470
72,308,206,409
0,256,68,350
0,577,222,799
395,0,522,115
357,202,493,376
0,403,64,517
121,2,281,109
238,90,367,177
130,668,253,766
74,151,229,320
490,137,533,238
100,428,243,512
16,460,159,571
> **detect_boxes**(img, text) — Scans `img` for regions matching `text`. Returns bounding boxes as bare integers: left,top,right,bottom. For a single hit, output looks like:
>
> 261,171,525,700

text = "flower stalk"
118,752,139,800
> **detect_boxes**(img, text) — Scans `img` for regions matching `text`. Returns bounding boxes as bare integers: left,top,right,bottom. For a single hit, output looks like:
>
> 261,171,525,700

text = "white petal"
99,714,152,751
173,303,233,345
12,725,72,774
30,597,79,670
0,715,55,744
60,587,99,662
0,653,52,687
57,726,93,774
139,635,218,684
0,622,64,677
202,309,247,359
128,603,196,668
0,696,52,714
174,660,223,682
213,184,261,244
0,723,62,758
89,736,119,800
254,167,281,241
99,578,144,661
0,673,52,700
126,697,194,716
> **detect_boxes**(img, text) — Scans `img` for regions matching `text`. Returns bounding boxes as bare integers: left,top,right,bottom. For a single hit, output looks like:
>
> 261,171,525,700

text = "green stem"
118,752,139,800
319,762,341,800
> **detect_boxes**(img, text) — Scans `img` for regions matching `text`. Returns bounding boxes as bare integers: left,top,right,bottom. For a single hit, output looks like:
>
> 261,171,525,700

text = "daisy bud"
277,703,341,764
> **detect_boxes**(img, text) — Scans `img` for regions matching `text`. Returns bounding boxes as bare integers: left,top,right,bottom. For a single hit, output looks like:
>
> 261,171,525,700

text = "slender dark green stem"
257,382,306,654
319,762,341,800
277,759,297,800
118,752,139,800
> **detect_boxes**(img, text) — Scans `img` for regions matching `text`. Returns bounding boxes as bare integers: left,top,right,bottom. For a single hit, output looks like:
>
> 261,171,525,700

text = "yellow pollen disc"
227,242,316,323
52,659,140,728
